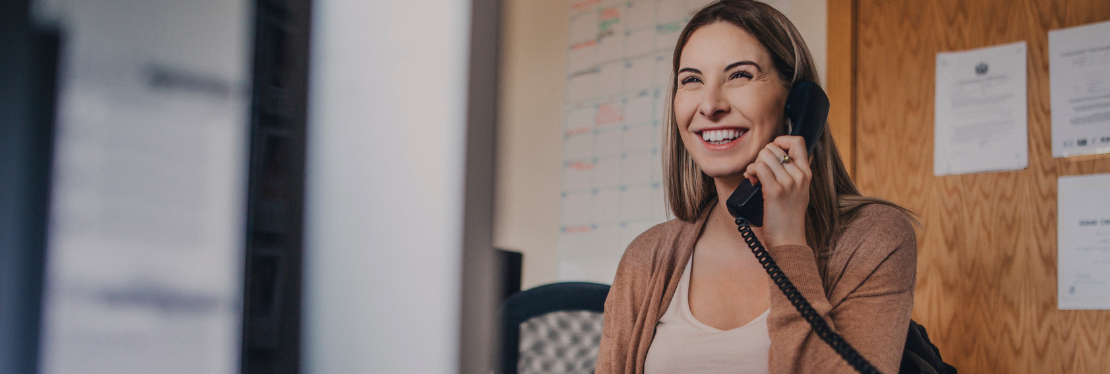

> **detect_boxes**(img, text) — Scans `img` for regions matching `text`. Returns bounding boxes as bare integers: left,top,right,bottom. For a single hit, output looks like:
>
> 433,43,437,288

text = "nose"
698,84,729,120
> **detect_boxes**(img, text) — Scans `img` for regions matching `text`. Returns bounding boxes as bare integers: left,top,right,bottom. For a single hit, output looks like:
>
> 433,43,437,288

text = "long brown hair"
662,0,912,257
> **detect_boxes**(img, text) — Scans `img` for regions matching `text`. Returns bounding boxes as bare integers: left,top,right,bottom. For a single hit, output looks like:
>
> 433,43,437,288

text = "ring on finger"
780,154,792,164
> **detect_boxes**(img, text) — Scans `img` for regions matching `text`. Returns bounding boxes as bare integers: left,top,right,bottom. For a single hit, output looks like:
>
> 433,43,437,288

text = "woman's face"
673,22,789,181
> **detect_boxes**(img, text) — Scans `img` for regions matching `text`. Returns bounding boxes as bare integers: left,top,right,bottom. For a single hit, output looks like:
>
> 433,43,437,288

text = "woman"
595,1,916,373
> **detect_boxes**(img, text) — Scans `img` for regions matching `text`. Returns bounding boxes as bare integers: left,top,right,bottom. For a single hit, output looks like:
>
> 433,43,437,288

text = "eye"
729,71,754,80
679,75,702,85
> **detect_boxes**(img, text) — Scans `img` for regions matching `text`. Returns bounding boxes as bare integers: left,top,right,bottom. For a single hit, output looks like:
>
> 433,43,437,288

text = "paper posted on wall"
1058,173,1110,310
1049,20,1110,158
933,42,1028,176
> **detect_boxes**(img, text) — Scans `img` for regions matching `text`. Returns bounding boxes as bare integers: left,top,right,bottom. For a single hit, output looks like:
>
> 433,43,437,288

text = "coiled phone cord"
735,217,881,374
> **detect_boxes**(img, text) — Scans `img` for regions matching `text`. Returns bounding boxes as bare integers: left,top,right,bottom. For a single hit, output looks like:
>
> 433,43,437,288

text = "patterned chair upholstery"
499,282,610,374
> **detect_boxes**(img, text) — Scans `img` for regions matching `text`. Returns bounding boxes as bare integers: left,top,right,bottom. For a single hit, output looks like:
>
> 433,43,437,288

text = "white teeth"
701,129,743,143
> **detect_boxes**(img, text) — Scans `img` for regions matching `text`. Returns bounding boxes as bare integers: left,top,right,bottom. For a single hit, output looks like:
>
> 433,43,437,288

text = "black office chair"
499,282,610,374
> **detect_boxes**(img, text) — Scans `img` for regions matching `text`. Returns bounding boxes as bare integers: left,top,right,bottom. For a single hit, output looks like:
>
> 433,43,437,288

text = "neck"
709,176,764,237
713,176,744,206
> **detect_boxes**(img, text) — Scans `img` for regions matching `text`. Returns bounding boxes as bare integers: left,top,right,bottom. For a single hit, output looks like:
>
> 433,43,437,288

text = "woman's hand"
742,135,811,248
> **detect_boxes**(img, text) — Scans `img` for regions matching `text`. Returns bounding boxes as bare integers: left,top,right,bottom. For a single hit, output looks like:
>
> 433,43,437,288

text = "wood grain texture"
826,0,855,176
854,0,1110,372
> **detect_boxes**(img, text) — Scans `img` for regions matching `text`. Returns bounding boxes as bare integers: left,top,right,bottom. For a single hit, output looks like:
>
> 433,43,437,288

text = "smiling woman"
595,1,917,373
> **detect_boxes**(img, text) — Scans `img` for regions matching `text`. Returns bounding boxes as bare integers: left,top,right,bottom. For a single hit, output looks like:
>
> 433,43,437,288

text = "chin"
697,162,749,180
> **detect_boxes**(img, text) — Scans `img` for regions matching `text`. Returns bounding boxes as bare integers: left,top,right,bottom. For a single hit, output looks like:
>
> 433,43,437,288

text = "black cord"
736,217,882,374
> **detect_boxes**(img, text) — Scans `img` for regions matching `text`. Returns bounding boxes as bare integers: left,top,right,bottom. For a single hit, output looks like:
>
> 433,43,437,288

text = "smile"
697,128,746,147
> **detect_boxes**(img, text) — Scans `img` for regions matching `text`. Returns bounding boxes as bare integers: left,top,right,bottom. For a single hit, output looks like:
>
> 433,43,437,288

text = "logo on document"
1078,138,1088,146
975,62,988,75
1101,136,1110,143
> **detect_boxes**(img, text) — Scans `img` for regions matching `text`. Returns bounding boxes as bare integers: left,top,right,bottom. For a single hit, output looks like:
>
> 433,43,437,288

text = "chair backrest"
499,282,610,374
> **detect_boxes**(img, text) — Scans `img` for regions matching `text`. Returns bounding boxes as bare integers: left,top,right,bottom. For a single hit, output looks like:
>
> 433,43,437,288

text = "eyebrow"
677,61,763,75
726,61,762,72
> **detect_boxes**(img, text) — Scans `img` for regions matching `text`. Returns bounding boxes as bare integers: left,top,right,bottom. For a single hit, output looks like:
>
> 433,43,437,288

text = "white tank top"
644,257,771,374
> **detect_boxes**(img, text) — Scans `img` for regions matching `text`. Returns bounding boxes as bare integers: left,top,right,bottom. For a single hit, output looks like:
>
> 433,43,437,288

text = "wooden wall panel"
827,0,856,176
854,0,1110,372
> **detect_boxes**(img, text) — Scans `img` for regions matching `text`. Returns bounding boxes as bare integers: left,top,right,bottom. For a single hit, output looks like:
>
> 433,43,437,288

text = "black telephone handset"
725,80,829,226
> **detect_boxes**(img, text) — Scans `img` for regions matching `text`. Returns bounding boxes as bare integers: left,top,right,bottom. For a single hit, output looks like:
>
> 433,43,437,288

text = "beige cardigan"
596,203,916,374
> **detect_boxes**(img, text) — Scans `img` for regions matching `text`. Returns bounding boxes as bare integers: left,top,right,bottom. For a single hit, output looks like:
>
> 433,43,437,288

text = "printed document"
934,42,1028,176
1058,173,1110,310
1050,20,1110,158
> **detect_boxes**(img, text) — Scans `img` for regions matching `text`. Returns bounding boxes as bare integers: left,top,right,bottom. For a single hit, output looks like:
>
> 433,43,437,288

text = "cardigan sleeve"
596,249,636,374
597,223,668,374
766,205,917,374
